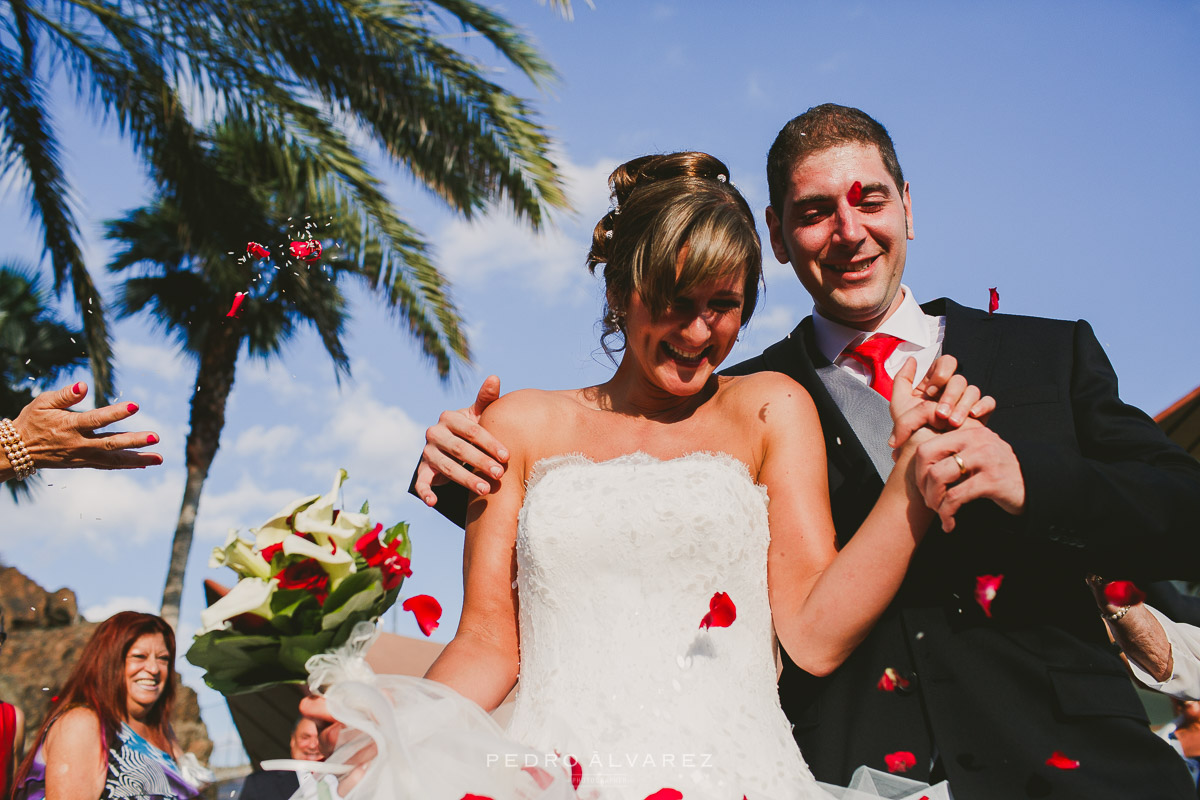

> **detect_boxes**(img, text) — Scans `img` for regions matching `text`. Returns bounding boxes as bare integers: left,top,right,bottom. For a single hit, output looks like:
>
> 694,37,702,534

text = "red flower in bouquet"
275,558,331,604
356,525,413,590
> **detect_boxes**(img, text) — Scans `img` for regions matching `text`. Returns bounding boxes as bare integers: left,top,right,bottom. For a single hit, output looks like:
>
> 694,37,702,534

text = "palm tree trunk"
160,318,242,629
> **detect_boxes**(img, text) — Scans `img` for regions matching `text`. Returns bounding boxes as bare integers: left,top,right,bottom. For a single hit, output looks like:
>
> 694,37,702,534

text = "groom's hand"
912,426,1027,532
413,375,509,506
890,356,996,451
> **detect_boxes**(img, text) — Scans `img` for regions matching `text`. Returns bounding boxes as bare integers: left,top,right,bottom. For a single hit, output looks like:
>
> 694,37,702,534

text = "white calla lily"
210,531,272,579
252,492,322,541
198,578,278,635
292,469,372,550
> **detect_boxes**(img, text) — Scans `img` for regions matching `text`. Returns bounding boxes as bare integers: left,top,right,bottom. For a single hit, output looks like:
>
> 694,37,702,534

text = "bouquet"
186,469,411,694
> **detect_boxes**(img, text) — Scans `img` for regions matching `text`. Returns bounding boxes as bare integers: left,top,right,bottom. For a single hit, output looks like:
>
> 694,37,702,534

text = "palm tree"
0,263,87,501
2,0,568,404
108,113,499,628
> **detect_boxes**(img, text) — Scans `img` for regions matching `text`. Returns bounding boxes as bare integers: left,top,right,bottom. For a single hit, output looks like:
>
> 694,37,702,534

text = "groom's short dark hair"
767,104,905,215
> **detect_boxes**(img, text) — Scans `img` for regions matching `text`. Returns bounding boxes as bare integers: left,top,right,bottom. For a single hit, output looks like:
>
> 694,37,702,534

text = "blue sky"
2,1,1198,764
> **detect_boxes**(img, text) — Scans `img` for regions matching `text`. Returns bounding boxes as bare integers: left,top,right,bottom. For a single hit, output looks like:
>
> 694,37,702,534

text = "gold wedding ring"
952,452,968,477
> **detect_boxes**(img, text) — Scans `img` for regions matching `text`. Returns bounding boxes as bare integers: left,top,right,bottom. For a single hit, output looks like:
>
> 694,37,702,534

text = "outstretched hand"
6,383,162,474
413,375,509,506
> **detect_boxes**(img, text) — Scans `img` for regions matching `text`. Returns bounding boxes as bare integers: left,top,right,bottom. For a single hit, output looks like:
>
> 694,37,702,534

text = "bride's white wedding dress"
309,453,944,800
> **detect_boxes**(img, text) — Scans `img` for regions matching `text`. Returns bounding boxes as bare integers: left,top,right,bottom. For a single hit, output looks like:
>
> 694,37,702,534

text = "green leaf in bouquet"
359,499,369,515
268,589,322,634
321,568,384,630
382,521,410,554
277,630,338,674
186,630,298,695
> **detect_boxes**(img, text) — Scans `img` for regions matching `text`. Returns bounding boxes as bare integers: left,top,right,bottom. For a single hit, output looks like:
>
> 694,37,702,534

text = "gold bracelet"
0,418,36,481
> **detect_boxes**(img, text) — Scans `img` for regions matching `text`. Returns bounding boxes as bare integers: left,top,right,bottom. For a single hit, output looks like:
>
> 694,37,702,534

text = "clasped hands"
414,356,1026,533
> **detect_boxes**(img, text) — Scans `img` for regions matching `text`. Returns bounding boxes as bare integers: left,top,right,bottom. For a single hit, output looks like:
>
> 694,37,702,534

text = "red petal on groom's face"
699,591,736,629
974,574,1004,618
403,594,442,636
846,180,863,207
643,791,683,800
988,287,1000,314
1103,580,1146,607
1046,751,1081,770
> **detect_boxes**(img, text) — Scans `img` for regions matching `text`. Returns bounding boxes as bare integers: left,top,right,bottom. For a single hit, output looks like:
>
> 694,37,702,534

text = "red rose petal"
846,180,863,207
644,791,683,800
246,241,270,259
884,751,917,774
988,287,999,315
1103,580,1146,607
274,558,330,604
975,574,1004,618
700,591,736,629
1046,751,1080,770
403,594,442,636
289,239,323,262
460,795,494,800
876,667,910,692
225,291,247,318
570,756,582,790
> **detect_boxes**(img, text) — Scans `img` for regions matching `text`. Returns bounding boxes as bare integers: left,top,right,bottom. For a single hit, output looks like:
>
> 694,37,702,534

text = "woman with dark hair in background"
13,612,208,800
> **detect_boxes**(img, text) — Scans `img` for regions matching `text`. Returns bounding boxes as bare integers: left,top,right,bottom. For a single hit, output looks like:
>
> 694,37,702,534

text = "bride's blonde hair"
586,152,762,357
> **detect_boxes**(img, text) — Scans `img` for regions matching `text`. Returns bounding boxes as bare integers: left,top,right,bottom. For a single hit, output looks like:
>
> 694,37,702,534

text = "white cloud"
82,594,156,622
745,304,798,340
191,477,310,543
232,424,303,458
0,468,184,555
436,154,617,301
116,341,190,383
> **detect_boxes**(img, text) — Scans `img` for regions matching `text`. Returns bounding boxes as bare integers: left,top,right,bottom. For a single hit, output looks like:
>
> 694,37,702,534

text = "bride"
302,153,988,800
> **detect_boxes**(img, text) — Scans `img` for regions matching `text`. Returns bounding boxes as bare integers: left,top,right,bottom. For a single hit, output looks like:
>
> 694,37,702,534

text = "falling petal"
876,667,910,692
1103,580,1146,607
884,751,917,773
974,574,1004,618
643,791,683,800
225,292,247,318
699,591,736,629
1046,751,1080,770
289,240,323,262
570,756,582,790
247,242,270,259
847,180,863,207
988,287,1000,314
403,594,442,636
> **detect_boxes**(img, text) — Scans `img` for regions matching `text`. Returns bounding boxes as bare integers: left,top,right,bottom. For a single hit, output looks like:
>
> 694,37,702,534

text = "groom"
412,105,1200,798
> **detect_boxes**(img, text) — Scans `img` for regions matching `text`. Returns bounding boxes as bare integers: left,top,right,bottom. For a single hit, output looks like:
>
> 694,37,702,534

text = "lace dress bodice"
506,452,820,799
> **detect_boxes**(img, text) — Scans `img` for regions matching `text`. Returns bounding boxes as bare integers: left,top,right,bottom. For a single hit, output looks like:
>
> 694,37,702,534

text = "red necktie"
842,334,904,400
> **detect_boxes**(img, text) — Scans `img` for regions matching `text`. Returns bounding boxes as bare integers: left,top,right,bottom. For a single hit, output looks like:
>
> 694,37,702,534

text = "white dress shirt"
811,285,945,387
1128,604,1200,701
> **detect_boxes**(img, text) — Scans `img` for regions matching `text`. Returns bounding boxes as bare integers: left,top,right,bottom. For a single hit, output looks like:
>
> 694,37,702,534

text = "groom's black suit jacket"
724,298,1200,799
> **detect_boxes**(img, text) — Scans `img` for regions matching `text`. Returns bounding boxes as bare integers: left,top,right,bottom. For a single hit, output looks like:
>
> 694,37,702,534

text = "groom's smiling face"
766,143,913,331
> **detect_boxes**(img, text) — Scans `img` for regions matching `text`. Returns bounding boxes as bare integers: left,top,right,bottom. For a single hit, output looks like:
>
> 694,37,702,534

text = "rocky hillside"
0,567,212,761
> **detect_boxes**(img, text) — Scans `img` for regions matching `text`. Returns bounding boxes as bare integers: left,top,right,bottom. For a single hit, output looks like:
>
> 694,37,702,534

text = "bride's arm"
422,392,532,711
758,364,942,677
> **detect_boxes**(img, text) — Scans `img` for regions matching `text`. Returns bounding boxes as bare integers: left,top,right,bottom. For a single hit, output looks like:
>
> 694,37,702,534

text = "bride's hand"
889,357,995,451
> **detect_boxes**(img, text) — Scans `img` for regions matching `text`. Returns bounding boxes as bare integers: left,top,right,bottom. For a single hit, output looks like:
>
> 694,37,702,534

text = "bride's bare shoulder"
717,372,816,419
479,388,581,441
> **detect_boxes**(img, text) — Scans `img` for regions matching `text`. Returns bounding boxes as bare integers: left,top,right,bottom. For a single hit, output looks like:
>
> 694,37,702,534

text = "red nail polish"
127,402,139,413
147,434,159,445
72,382,84,395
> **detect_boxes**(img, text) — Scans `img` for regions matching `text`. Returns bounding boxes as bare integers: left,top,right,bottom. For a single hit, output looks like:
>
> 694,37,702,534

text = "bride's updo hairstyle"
586,152,761,355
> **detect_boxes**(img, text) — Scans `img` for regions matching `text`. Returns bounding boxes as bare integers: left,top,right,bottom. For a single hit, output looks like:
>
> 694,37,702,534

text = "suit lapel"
925,298,999,386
